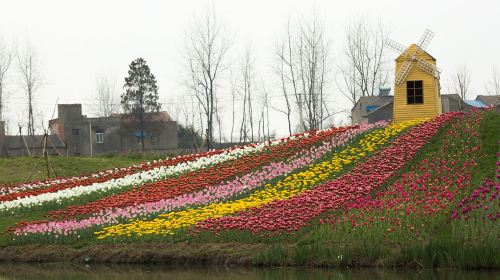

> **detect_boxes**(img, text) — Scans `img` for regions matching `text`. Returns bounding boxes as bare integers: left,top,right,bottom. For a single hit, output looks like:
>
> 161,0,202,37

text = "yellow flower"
95,119,426,239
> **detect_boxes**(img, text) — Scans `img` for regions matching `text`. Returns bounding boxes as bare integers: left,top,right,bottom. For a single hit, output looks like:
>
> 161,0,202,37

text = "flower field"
0,110,498,268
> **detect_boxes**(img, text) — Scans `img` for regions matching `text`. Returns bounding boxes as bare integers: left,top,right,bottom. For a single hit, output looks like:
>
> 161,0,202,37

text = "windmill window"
407,81,423,104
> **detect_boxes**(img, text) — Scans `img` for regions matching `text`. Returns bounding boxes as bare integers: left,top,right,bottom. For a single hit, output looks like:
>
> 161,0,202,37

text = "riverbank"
0,241,498,269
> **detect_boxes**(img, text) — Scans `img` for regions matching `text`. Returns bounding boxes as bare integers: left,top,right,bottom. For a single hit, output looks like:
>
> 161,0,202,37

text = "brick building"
47,104,178,156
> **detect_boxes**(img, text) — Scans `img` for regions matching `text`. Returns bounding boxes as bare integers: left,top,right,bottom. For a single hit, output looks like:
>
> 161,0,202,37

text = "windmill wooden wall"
393,44,442,123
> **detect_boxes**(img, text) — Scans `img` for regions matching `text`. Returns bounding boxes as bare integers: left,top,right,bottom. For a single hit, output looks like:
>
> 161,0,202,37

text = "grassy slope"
0,112,498,268
0,153,169,246
0,153,170,184
253,111,500,268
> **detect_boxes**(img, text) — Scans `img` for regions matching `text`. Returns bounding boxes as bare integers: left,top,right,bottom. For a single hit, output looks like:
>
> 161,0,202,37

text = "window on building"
407,81,423,104
96,132,104,144
72,129,80,135
151,136,158,143
136,136,142,145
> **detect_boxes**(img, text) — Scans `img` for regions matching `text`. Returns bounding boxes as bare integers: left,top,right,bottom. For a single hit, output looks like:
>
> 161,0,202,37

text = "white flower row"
0,130,316,196
0,130,319,211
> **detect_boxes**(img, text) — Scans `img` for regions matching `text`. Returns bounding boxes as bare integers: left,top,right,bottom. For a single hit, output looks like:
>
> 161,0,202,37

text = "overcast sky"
0,0,499,137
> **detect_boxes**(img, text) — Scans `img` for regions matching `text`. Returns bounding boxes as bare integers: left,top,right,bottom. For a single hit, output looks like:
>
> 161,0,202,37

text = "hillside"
0,110,498,268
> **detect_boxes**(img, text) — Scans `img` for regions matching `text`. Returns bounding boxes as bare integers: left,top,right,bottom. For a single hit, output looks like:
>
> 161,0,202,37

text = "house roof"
363,101,393,117
353,95,393,109
441,94,465,102
465,100,488,108
476,95,500,106
351,95,394,117
119,111,175,123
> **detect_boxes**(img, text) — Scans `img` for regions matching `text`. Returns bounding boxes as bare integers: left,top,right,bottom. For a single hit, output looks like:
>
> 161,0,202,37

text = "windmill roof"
395,44,436,61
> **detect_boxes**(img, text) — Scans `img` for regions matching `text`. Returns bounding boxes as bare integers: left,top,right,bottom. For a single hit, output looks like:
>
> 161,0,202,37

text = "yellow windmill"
386,29,442,123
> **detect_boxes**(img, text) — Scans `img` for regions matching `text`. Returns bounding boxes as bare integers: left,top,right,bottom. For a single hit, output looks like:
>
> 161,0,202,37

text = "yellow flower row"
95,119,426,239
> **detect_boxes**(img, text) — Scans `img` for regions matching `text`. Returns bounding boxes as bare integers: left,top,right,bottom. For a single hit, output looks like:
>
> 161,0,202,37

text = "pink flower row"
14,123,383,236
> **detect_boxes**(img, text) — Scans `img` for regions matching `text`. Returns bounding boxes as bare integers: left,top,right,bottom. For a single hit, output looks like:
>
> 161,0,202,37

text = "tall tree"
184,6,230,150
94,75,118,117
121,58,161,152
17,42,42,136
0,39,12,121
275,14,333,132
451,65,471,111
274,34,293,136
338,19,389,106
239,48,255,143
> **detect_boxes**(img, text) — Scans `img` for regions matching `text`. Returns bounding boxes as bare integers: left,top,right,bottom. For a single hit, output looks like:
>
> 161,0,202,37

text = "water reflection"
0,263,496,280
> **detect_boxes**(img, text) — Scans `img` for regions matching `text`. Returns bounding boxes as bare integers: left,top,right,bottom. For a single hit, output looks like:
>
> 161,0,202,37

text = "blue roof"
465,100,487,108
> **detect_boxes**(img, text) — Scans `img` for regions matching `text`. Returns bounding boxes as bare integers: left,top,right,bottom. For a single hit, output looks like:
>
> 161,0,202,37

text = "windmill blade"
395,61,413,86
385,38,407,54
417,29,435,51
415,56,440,78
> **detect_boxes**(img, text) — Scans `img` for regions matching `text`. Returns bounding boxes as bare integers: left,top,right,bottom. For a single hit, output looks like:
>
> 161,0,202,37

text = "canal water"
0,264,497,280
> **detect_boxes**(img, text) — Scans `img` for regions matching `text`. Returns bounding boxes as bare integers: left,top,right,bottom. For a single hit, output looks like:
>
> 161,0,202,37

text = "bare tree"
229,72,237,142
239,47,255,143
179,95,203,153
337,19,389,106
274,15,333,132
0,39,12,121
93,75,118,117
258,83,271,141
485,65,500,96
296,16,332,130
184,7,230,150
451,65,471,110
274,29,293,136
17,42,42,136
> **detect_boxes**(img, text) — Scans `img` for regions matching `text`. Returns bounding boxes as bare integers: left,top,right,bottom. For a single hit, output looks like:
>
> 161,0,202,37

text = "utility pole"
18,125,23,156
89,120,93,157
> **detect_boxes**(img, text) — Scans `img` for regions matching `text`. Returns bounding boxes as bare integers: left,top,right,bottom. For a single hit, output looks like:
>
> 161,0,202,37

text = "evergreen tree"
121,58,161,152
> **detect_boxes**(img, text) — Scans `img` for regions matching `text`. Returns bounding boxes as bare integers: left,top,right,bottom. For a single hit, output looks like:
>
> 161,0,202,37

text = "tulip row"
193,113,459,235
94,118,423,239
0,149,228,197
322,111,485,234
44,126,353,219
13,123,382,237
1,127,339,212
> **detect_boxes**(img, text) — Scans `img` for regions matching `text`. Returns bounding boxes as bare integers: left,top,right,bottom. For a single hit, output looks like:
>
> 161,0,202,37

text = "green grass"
0,153,173,184
1,112,498,268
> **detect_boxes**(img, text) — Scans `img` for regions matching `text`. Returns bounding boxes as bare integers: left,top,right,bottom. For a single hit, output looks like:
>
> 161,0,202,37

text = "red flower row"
0,150,224,201
47,126,354,219
324,111,485,232
0,129,328,202
195,113,460,234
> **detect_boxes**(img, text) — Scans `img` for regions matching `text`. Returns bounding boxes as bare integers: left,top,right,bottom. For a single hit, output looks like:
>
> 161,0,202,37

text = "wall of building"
367,103,393,124
53,104,179,156
0,121,5,156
